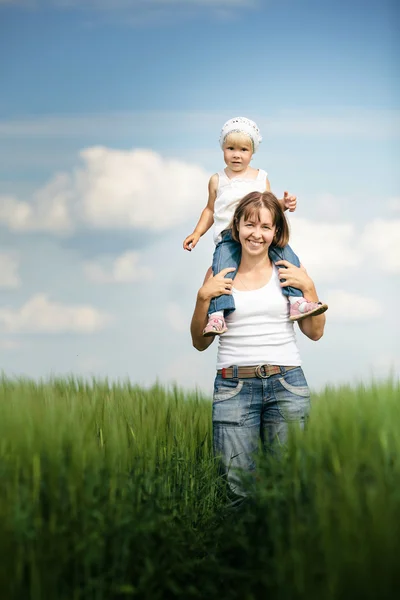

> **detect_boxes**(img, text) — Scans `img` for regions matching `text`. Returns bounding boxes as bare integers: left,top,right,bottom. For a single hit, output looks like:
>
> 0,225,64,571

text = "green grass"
0,376,399,599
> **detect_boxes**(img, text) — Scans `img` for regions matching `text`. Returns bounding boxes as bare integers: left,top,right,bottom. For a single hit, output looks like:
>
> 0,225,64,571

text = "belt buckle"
255,364,270,379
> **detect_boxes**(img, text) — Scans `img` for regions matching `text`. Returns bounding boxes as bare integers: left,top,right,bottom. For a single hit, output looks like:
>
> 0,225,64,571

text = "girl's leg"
212,374,262,501
269,244,328,322
204,230,241,336
209,231,241,315
268,244,302,297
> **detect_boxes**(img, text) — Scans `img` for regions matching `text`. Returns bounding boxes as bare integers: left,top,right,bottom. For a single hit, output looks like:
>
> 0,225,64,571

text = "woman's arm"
275,260,326,341
190,267,235,351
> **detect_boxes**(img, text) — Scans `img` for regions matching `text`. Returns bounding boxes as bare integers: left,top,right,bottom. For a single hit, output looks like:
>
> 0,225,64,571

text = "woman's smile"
246,239,264,249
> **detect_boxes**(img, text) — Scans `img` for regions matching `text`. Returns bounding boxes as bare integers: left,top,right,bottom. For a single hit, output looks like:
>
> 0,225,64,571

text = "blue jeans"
208,230,302,315
212,366,310,499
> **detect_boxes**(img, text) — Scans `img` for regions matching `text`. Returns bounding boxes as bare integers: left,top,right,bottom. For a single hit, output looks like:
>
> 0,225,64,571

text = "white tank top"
216,267,302,369
213,169,268,243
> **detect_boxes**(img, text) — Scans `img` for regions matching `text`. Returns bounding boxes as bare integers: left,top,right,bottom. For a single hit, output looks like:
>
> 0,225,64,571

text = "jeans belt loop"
232,365,239,380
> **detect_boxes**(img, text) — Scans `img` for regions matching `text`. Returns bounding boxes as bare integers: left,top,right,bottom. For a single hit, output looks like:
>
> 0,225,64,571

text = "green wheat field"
0,376,399,599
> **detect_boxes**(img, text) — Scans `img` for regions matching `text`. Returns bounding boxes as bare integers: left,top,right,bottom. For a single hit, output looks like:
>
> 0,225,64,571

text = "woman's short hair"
230,191,290,248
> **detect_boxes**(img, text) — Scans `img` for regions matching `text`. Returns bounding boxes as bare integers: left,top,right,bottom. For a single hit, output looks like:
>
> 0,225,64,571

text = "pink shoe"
203,315,228,337
289,299,328,322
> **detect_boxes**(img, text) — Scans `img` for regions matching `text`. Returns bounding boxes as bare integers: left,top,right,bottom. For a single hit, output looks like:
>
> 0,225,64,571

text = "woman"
190,191,326,500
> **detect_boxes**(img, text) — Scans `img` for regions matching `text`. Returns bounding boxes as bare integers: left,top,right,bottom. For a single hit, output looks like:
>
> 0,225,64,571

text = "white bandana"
219,116,263,152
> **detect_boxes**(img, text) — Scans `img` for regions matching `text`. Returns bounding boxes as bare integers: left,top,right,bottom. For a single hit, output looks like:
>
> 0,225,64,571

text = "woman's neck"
238,253,272,275
235,253,273,291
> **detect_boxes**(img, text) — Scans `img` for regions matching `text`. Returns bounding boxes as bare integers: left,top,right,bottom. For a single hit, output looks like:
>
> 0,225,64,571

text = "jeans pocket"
278,377,310,397
213,379,252,427
274,369,310,422
214,379,244,402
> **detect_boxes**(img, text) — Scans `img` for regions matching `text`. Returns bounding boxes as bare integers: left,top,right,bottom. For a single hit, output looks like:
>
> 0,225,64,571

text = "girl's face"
238,207,276,257
223,134,253,174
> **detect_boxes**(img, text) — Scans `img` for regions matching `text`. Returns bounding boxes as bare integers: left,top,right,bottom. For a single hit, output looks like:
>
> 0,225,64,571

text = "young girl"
183,116,328,336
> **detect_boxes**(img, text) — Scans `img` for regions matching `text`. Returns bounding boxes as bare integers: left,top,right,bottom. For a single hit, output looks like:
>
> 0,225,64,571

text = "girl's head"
231,191,290,249
219,116,262,153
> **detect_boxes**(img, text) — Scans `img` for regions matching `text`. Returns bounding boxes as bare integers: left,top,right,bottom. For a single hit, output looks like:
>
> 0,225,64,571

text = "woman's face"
238,207,276,257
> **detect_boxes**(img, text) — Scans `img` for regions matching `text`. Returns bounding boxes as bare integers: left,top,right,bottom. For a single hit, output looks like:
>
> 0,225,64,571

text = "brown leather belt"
217,365,298,379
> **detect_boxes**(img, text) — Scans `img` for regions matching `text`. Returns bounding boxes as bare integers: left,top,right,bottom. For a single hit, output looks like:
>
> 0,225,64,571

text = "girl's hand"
275,260,313,295
198,268,236,302
283,191,297,212
183,232,201,251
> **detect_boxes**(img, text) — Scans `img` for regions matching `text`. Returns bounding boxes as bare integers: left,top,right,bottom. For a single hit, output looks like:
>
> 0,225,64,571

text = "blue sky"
0,0,398,115
0,0,399,392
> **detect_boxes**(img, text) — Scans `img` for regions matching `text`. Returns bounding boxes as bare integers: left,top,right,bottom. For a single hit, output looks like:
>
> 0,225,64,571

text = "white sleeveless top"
216,267,302,369
213,169,268,243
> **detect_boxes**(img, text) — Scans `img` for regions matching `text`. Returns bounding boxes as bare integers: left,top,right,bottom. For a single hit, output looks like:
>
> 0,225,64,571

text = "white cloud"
289,216,400,282
0,252,21,288
75,147,207,230
0,294,111,333
359,219,400,273
324,290,382,322
388,197,400,212
312,193,347,221
85,250,152,283
0,174,73,233
0,147,208,234
288,217,362,282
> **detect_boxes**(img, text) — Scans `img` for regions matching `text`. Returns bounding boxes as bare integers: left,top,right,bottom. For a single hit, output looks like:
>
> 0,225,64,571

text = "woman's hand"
275,260,314,296
275,260,326,341
198,267,236,302
191,267,236,352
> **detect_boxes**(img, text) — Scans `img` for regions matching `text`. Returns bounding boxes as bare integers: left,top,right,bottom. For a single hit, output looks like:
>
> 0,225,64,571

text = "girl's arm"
183,174,218,251
275,260,326,341
265,178,297,213
191,267,235,351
